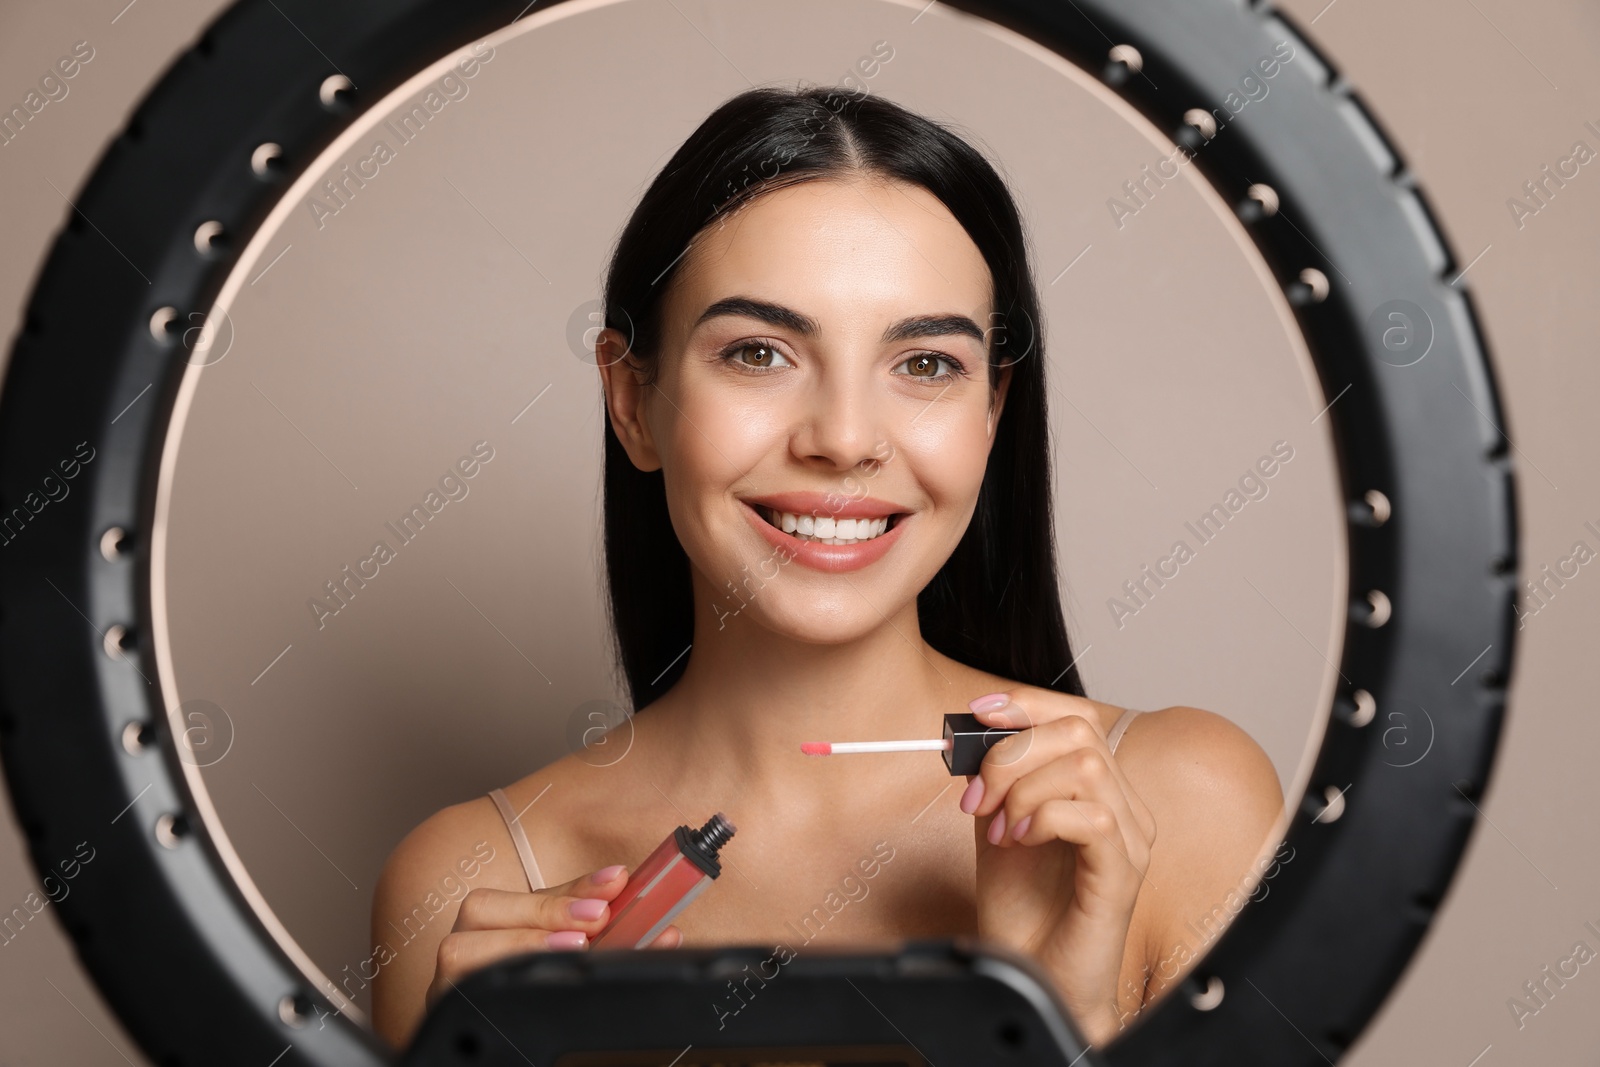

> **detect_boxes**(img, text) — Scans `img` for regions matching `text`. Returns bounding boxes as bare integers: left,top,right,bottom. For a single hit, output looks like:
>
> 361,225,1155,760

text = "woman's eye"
897,353,963,381
721,341,792,370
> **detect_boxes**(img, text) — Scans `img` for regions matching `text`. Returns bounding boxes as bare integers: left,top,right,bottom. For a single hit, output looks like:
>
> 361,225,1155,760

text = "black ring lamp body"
0,0,1515,1064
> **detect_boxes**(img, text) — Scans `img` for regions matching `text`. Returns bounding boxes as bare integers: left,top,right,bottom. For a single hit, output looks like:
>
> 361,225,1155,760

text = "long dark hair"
600,84,1084,711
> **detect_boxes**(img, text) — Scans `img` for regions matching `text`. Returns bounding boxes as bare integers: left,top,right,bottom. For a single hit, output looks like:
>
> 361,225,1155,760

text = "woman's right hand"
424,864,682,1008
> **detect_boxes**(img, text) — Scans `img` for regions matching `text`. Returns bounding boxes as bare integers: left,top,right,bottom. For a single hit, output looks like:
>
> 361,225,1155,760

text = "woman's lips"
739,501,908,574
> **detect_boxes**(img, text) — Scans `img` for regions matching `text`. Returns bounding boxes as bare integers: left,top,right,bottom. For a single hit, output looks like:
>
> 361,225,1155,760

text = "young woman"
371,84,1285,1051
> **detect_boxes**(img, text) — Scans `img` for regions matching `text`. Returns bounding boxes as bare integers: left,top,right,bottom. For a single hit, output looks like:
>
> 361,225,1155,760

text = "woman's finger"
968,711,1106,819
992,747,1148,859
1009,797,1151,888
451,877,623,935
966,688,1109,813
646,925,684,949
968,693,1156,840
971,685,1112,732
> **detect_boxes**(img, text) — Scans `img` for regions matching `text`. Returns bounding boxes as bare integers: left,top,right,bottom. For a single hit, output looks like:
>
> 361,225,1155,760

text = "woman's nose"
791,372,887,471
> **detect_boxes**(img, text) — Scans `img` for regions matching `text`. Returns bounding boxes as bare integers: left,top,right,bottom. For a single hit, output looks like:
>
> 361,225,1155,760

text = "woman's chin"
712,601,892,647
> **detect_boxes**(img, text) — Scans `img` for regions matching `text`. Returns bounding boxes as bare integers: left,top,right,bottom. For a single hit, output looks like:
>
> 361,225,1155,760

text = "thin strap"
487,787,545,891
1106,707,1143,755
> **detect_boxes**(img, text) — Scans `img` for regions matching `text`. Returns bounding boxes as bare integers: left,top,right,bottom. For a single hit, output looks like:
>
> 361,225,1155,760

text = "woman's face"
601,174,1012,644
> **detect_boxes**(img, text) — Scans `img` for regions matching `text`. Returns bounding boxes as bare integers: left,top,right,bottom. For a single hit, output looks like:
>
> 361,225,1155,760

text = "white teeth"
762,507,892,544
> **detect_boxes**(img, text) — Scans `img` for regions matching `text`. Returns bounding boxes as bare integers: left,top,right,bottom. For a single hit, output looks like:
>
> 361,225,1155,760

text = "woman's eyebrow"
694,296,985,345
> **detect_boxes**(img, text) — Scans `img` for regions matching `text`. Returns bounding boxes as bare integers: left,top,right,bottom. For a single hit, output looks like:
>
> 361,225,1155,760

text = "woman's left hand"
960,686,1158,1044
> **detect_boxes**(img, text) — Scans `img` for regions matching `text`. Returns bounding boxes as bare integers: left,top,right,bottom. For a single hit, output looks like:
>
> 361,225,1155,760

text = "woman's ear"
596,328,662,471
987,359,1014,439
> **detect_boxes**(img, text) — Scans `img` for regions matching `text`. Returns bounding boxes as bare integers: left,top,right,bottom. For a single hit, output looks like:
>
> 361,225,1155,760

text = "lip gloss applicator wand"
801,713,1021,776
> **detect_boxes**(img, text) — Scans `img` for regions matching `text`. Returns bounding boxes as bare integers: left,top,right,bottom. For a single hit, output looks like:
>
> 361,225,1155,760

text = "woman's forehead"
672,177,993,327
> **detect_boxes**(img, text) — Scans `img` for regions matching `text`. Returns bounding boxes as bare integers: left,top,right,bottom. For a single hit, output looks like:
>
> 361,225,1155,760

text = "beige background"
0,0,1594,1064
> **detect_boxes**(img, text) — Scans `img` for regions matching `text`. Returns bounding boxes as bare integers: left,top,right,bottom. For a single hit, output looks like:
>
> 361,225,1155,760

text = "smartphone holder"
401,939,1091,1066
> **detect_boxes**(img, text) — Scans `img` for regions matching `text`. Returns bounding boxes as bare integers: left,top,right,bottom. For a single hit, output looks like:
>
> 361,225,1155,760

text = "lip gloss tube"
590,813,736,949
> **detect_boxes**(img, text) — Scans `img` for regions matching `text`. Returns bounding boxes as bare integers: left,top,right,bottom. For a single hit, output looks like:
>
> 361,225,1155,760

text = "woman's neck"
635,597,982,824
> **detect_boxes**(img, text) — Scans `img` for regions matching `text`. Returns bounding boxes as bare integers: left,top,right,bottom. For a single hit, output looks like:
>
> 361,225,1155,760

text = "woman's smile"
738,496,911,574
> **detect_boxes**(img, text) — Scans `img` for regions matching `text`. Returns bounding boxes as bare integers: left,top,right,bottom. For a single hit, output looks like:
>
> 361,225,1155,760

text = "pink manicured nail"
548,930,587,949
568,897,607,921
976,707,1014,727
987,809,1008,845
593,864,626,884
969,693,1010,713
1012,814,1032,840
959,776,985,814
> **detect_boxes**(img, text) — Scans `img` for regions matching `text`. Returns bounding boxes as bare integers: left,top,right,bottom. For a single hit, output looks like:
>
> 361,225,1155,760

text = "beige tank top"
487,705,1145,892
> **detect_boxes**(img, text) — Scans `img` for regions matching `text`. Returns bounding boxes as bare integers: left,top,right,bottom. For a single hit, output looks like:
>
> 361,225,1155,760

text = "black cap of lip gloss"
942,712,1021,776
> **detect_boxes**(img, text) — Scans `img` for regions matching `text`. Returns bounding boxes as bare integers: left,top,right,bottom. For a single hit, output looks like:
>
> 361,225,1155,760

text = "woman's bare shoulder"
1118,706,1286,860
375,752,595,901
1119,706,1282,790
375,792,523,907
1113,707,1287,986
367,760,591,1049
